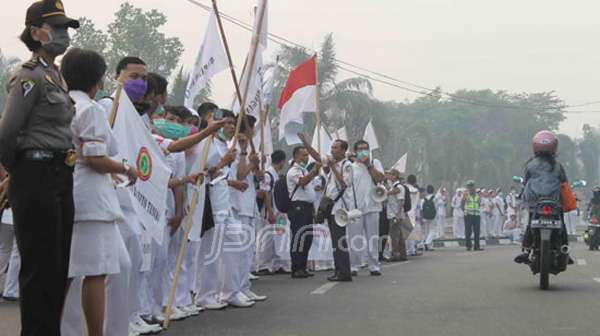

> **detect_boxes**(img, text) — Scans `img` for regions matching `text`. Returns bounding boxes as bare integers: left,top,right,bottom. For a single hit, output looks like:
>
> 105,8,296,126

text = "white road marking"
311,282,338,295
577,259,587,266
593,278,600,283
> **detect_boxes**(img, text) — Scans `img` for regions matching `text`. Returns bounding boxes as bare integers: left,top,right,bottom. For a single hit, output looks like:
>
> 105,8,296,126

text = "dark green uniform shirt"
0,56,75,171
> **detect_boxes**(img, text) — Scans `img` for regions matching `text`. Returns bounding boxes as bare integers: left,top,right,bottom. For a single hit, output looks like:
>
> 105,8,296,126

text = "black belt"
291,200,313,207
19,149,76,167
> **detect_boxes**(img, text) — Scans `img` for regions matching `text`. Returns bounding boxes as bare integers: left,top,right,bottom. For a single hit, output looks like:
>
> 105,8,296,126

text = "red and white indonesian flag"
233,0,268,118
278,56,317,145
112,92,172,244
184,9,229,110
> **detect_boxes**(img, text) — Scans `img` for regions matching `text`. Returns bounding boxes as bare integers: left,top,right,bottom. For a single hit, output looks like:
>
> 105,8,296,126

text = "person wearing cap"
0,1,79,334
461,181,483,251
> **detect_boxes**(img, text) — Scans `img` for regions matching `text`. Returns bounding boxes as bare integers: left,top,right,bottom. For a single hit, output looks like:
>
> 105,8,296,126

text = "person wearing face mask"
347,140,386,276
0,1,79,334
98,56,149,124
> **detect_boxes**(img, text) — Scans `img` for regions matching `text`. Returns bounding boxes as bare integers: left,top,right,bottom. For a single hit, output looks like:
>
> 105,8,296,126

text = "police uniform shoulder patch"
21,79,35,97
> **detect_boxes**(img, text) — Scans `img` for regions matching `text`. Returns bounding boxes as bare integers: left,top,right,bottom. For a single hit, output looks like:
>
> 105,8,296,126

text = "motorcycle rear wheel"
539,239,551,290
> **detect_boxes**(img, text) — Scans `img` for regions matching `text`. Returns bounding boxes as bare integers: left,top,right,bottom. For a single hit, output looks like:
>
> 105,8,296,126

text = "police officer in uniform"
0,1,79,335
461,180,484,252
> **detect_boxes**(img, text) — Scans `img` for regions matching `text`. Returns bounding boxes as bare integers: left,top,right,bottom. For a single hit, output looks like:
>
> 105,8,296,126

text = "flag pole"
164,135,213,329
108,76,125,128
314,53,321,156
259,100,266,172
211,0,263,151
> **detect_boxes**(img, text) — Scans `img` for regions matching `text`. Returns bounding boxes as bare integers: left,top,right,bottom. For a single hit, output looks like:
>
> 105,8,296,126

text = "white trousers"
167,226,198,308
196,212,244,305
452,212,465,238
61,228,131,336
237,214,255,295
422,219,434,245
480,214,489,238
434,214,446,239
0,223,14,273
144,225,170,317
348,212,380,272
490,213,503,237
2,239,20,298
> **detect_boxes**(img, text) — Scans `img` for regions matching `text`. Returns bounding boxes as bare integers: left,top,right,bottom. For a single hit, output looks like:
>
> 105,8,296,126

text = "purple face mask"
123,79,147,102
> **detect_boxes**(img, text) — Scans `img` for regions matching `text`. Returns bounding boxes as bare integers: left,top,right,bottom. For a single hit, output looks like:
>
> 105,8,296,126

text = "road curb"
432,235,583,248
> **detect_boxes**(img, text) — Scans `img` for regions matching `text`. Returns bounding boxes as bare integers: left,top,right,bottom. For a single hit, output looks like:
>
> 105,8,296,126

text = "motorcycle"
583,216,600,251
528,199,570,290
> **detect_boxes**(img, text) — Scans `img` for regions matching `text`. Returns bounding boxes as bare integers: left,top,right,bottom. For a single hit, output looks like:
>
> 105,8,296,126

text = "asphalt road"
2,243,599,336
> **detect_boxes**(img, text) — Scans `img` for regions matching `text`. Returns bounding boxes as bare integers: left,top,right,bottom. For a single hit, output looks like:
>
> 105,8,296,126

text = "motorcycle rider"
514,130,571,264
585,186,600,220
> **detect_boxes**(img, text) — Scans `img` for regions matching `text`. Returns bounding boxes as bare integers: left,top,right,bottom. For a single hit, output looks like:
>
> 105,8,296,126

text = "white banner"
232,0,268,118
393,153,408,173
113,92,172,244
185,9,229,110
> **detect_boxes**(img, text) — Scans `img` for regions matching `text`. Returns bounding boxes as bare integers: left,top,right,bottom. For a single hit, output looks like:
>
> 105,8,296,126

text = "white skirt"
69,221,122,277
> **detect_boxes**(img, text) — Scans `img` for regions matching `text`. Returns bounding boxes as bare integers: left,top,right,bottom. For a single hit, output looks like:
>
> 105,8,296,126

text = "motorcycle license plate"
531,219,561,229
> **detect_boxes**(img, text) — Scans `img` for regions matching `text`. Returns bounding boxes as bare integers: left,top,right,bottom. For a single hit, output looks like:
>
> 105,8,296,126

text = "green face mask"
153,118,191,140
217,129,228,142
356,150,370,160
154,104,165,116
299,161,308,169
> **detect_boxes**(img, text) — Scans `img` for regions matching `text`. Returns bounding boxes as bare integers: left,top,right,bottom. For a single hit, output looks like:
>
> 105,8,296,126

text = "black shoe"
274,268,291,275
303,270,315,277
425,245,435,251
514,253,530,264
291,271,309,279
327,275,352,282
474,248,484,251
253,269,274,276
1,296,18,302
370,271,382,276
466,247,472,251
351,271,358,277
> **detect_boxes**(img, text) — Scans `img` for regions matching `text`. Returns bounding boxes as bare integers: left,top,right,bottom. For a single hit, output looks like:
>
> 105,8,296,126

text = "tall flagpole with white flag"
184,9,229,110
363,119,380,152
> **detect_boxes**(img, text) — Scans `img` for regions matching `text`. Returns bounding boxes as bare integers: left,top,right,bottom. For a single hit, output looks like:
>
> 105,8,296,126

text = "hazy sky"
3,0,600,137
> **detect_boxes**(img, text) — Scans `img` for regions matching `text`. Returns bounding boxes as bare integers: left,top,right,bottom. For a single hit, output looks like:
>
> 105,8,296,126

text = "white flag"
253,117,273,157
363,119,379,150
393,153,408,173
112,92,172,244
233,0,268,118
310,124,333,162
185,10,229,110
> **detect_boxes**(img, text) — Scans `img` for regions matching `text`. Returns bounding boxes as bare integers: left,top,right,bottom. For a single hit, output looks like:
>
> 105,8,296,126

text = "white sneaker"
249,273,260,280
193,303,205,312
228,293,255,308
243,290,267,302
203,301,228,310
169,306,188,321
130,315,162,334
127,324,141,336
179,304,200,316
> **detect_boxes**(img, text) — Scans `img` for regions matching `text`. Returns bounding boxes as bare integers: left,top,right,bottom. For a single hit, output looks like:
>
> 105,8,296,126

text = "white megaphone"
334,209,363,227
370,185,388,203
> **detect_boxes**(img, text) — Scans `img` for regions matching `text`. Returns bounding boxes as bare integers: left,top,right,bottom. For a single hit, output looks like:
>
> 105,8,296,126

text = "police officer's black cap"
26,0,80,29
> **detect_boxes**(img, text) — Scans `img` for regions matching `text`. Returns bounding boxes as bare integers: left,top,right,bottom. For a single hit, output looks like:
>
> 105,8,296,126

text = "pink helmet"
532,130,558,156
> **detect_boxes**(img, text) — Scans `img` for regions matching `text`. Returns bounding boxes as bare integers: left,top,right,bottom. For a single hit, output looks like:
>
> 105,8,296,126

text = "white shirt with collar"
286,162,316,203
387,181,405,219
351,158,384,214
229,153,258,218
204,137,232,214
324,158,355,215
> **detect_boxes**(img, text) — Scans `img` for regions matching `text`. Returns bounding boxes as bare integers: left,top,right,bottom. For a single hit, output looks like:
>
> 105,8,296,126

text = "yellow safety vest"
464,195,480,216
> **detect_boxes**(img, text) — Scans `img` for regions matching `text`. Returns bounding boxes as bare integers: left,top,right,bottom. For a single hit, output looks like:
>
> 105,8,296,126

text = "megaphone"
370,185,388,203
334,209,363,227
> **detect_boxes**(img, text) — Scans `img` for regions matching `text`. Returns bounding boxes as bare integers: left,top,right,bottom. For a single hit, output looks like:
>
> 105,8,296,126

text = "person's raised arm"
297,133,322,163
167,116,228,153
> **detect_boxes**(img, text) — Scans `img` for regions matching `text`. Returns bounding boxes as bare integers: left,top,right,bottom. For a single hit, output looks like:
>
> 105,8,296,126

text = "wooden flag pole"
108,77,125,128
163,135,213,329
314,53,321,156
212,0,263,151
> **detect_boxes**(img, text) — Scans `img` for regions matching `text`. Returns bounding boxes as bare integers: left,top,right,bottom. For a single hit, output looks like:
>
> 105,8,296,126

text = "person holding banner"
61,48,137,336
